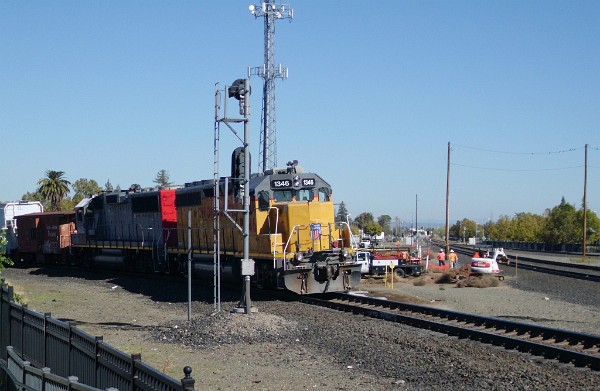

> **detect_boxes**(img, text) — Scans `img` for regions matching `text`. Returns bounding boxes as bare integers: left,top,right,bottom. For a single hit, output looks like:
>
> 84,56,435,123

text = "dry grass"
432,265,471,284
413,263,500,289
456,275,500,288
161,353,175,374
413,275,437,286
434,273,455,284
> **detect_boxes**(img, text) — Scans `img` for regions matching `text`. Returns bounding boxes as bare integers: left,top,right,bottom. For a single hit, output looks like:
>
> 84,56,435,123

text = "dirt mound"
457,275,500,288
151,311,301,347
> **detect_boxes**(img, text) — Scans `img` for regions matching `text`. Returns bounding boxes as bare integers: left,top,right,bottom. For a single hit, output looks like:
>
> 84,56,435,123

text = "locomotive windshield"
251,172,333,208
273,190,293,202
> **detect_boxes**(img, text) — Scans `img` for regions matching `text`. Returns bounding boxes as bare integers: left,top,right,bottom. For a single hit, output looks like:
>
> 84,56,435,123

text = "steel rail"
497,261,600,282
447,244,600,282
300,292,600,371
448,243,600,269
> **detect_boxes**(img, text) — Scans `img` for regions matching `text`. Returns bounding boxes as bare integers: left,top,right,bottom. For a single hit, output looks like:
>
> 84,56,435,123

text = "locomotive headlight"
293,175,300,187
295,252,304,262
340,250,349,260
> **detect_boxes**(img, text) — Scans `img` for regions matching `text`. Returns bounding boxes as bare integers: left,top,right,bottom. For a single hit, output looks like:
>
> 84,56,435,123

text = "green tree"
37,170,71,211
354,212,374,230
72,178,102,204
450,218,476,240
21,190,50,211
104,179,114,192
487,215,514,241
153,169,172,187
363,221,383,237
576,209,600,245
513,212,545,242
0,231,13,276
377,215,392,236
543,197,578,245
335,201,350,223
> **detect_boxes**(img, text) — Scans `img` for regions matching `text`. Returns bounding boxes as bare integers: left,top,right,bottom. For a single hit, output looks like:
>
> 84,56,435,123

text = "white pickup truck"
355,250,422,277
359,240,371,248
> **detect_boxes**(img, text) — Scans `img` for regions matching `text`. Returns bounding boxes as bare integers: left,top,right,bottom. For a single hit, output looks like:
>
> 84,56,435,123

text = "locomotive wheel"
168,256,181,275
82,252,94,268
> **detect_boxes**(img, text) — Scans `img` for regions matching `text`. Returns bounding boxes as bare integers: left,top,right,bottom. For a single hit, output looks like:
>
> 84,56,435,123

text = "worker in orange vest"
448,249,458,269
437,249,446,266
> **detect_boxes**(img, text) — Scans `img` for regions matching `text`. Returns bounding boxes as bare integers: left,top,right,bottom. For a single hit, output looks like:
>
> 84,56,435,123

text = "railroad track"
301,292,600,371
447,244,600,282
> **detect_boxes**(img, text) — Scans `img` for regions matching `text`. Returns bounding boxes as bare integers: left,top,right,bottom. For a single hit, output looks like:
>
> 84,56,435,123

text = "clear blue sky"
1,1,598,227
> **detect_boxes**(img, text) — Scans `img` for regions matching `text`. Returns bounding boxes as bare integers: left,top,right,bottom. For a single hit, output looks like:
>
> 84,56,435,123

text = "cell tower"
248,1,293,173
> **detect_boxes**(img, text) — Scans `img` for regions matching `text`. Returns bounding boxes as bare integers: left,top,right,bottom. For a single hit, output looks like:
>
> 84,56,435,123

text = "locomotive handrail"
336,221,356,250
283,224,302,271
268,207,280,269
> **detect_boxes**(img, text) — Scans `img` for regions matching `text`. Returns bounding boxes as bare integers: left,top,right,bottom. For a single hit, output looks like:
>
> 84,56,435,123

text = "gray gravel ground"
3,263,600,391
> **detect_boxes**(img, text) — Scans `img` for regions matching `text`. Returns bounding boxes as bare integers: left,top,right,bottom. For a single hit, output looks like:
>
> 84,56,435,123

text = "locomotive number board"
270,178,316,189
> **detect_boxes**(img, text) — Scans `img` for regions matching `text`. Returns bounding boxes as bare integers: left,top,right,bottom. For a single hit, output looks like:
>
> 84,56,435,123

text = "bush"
0,231,14,276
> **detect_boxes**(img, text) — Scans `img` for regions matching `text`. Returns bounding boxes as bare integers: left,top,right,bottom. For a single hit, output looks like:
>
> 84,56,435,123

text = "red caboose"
16,211,76,264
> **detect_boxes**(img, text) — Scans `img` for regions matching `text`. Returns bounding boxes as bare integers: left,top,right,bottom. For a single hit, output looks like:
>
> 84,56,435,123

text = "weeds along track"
301,292,600,371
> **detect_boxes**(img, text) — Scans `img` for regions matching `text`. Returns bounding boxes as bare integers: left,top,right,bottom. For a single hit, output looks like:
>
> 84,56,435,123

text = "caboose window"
273,190,293,202
318,187,331,202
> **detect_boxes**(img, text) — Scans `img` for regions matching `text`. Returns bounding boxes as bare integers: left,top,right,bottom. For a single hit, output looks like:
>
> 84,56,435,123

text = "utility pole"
248,1,293,173
583,144,588,258
415,194,418,236
445,142,451,255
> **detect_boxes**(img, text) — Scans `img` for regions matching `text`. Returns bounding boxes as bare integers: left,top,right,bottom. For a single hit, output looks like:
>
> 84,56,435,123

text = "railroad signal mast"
248,1,293,173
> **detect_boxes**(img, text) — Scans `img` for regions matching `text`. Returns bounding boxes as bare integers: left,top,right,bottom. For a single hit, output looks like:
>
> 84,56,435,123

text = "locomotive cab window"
297,189,313,201
258,190,270,211
273,190,293,202
318,187,331,202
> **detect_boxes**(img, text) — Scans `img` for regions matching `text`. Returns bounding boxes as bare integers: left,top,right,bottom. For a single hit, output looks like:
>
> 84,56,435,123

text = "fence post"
43,312,51,368
21,360,30,387
180,366,195,391
42,367,51,389
67,321,79,379
94,335,103,388
0,281,8,360
20,304,27,357
68,375,80,391
132,352,142,388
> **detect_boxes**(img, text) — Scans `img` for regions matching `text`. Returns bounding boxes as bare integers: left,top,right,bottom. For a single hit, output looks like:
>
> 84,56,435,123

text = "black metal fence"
0,280,196,391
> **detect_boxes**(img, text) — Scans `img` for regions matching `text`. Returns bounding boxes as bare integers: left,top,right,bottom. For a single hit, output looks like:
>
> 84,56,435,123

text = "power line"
453,144,584,155
451,163,584,172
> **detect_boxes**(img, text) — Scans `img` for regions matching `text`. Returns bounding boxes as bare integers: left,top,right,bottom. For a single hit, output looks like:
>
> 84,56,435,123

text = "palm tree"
37,170,71,211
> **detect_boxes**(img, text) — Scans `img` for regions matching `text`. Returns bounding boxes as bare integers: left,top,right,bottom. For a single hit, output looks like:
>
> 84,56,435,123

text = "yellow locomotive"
175,161,361,294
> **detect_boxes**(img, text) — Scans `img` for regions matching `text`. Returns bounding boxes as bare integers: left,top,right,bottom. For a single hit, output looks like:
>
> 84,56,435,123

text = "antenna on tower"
248,1,293,173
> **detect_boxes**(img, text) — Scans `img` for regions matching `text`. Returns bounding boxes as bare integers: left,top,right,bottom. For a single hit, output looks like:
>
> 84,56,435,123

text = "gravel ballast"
2,264,599,390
